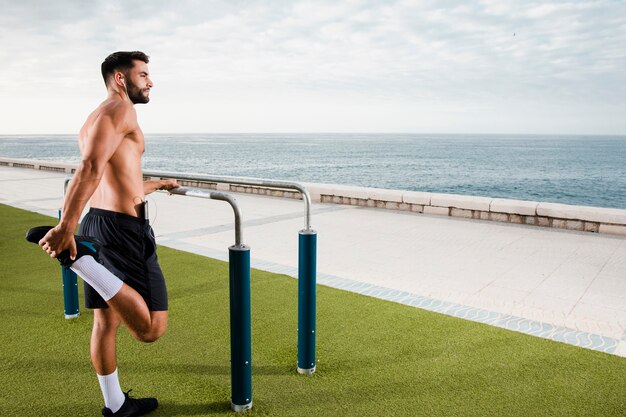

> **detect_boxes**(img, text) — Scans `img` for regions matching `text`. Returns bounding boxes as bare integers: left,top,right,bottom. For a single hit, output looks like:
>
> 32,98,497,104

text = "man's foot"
102,390,158,417
25,225,102,267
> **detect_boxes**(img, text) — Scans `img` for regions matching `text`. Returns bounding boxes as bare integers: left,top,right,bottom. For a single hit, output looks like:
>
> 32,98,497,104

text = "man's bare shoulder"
82,99,137,136
98,98,136,121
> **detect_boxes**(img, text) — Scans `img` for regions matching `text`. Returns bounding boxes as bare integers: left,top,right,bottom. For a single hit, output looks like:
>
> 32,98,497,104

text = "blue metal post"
59,209,79,319
297,229,317,374
229,245,252,412
61,266,80,319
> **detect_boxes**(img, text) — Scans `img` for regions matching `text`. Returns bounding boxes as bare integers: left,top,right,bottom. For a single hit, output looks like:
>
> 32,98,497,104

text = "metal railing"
168,187,244,246
143,170,313,231
144,170,318,375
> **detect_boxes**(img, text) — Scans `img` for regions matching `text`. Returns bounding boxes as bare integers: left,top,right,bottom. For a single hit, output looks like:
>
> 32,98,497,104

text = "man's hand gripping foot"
26,225,102,267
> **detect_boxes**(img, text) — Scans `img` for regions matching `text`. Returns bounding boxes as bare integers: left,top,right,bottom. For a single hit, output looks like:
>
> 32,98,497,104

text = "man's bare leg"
70,256,167,342
91,308,122,374
28,226,167,341
91,307,168,373
91,304,167,413
107,284,168,343
92,308,125,412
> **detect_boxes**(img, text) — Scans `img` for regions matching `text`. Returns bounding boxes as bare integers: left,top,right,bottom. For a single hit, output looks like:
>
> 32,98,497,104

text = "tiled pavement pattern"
1,166,625,356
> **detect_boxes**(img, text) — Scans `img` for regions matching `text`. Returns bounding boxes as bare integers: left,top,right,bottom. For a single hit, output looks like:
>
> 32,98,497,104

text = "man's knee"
134,327,166,343
135,333,159,343
134,315,167,343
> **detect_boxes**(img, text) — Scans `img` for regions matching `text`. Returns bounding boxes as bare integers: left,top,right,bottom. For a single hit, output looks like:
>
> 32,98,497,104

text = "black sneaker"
25,225,102,267
102,390,158,417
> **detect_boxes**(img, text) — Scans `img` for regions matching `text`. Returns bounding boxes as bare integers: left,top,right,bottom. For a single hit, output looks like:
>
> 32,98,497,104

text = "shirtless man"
32,51,178,416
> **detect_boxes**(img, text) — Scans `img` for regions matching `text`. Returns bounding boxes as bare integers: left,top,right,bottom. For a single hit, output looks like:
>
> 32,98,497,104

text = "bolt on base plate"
231,401,252,412
297,366,316,375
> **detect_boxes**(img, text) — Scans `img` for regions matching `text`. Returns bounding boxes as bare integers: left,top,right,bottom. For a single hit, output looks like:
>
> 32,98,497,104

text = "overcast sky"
0,0,624,135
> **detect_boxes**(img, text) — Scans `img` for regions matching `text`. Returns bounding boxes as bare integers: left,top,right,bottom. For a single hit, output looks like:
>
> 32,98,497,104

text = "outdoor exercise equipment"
143,170,318,375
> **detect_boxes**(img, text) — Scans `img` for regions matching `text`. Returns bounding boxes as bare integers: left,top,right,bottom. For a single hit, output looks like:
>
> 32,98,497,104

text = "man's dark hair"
101,51,149,85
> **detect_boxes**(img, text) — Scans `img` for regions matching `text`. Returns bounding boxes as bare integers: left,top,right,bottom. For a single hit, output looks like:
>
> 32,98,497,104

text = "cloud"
0,0,625,133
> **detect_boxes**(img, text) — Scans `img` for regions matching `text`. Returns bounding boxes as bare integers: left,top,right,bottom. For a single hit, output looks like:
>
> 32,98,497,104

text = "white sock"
97,368,126,413
70,256,123,301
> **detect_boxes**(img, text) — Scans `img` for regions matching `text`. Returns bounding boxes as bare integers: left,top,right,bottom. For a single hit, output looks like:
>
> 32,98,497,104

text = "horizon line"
1,132,625,137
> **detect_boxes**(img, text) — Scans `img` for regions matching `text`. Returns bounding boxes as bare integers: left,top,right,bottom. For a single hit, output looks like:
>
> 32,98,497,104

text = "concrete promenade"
1,165,625,357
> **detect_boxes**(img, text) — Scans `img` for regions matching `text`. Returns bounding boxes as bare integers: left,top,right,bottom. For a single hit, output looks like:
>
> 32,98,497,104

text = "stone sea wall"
2,157,625,236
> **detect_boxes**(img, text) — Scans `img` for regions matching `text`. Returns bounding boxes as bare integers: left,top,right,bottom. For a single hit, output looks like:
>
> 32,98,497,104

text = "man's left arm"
144,178,180,195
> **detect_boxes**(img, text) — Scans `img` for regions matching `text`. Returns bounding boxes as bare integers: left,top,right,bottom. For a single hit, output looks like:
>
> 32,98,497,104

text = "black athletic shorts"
78,207,168,311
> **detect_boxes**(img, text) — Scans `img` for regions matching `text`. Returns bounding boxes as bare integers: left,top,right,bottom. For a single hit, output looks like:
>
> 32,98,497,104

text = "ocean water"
1,133,625,209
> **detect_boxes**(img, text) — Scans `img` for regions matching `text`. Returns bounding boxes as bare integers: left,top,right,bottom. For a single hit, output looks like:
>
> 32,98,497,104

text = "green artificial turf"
0,203,624,416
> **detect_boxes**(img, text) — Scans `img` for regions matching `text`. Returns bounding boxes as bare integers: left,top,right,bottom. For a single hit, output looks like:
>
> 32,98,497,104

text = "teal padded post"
229,245,252,412
297,229,317,374
59,209,79,319
61,266,80,319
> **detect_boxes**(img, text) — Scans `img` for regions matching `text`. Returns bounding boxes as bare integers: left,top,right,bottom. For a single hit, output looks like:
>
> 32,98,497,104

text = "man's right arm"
39,108,128,260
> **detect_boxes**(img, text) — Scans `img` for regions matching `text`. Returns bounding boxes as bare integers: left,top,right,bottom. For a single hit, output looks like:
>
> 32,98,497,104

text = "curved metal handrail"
143,170,312,231
166,187,244,247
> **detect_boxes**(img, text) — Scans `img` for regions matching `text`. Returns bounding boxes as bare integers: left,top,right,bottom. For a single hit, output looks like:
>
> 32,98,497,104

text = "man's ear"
115,72,126,87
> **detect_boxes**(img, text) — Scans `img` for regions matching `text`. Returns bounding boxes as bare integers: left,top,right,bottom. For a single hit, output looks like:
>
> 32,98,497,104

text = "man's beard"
126,79,150,104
